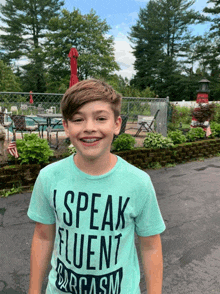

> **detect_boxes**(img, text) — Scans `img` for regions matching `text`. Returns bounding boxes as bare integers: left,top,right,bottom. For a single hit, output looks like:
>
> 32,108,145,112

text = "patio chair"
135,109,160,137
0,112,12,141
46,119,64,149
11,115,41,140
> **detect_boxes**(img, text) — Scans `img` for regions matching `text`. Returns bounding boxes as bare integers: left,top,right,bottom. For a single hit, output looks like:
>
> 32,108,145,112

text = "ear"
63,120,70,137
114,116,122,136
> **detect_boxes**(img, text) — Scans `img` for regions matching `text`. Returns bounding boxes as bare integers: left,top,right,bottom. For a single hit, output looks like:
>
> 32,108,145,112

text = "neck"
74,153,117,176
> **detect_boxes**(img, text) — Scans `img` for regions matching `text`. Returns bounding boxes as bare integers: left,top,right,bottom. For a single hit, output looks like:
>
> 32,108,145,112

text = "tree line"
0,0,220,101
129,0,220,101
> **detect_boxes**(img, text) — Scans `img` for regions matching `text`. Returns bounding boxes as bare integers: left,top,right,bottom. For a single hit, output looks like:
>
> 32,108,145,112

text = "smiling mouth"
80,138,101,143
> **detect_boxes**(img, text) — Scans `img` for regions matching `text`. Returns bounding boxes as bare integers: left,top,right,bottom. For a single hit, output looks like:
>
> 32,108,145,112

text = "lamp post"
196,78,210,103
190,78,212,136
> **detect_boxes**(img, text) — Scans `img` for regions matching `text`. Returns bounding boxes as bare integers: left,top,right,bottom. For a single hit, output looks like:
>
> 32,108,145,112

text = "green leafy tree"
102,74,128,95
0,0,64,92
0,60,21,91
100,74,155,97
44,9,120,93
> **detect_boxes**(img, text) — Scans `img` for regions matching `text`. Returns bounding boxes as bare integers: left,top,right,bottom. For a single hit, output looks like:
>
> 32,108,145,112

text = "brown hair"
61,79,122,121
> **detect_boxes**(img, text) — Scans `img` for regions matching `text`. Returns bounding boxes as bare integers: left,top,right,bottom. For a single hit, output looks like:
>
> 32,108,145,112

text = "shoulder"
117,156,152,186
39,155,72,179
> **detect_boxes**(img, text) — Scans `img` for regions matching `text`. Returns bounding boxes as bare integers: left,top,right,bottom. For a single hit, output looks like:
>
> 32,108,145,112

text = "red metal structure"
68,48,79,87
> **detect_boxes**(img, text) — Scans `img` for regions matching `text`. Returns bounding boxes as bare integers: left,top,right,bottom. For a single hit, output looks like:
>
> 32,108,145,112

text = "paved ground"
0,156,220,293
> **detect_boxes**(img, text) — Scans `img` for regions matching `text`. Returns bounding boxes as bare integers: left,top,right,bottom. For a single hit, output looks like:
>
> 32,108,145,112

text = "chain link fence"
0,92,169,163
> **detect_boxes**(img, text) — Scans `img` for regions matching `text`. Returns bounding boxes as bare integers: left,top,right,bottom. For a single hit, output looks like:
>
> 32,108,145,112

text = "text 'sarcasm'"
56,258,123,294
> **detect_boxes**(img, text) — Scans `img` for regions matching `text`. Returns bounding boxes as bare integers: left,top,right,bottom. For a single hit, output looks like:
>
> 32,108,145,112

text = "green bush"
143,132,174,149
112,133,136,151
167,122,177,132
210,122,220,137
213,104,220,123
168,130,186,145
176,106,192,125
11,133,54,165
186,127,206,142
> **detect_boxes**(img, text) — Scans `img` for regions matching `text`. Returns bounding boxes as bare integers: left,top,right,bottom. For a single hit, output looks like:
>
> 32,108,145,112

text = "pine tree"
0,60,21,91
202,1,220,100
203,0,220,38
129,0,206,99
129,0,165,90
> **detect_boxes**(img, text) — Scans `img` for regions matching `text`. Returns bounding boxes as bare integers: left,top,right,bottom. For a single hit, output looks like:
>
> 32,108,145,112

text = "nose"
84,119,97,133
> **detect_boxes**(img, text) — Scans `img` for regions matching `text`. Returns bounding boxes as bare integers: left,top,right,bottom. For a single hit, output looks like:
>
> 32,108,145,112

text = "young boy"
27,79,166,294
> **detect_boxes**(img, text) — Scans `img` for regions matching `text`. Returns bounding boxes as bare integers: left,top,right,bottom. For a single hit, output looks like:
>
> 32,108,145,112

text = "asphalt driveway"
0,157,220,294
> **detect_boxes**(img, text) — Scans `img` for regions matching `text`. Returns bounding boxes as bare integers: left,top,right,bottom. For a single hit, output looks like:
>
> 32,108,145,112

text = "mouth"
80,138,102,143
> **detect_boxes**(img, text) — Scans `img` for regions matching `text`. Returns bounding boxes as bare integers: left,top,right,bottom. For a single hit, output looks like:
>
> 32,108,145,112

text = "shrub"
167,122,177,132
212,104,220,123
168,105,192,127
10,133,54,165
143,132,174,149
210,122,220,137
176,106,192,125
168,130,186,145
112,133,136,151
186,127,206,142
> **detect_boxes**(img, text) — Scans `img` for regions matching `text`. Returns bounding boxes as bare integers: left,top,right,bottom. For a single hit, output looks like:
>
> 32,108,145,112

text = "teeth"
82,139,98,143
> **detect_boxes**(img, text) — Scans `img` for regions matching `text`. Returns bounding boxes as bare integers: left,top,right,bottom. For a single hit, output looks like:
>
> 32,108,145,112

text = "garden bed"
114,138,220,169
1,138,220,192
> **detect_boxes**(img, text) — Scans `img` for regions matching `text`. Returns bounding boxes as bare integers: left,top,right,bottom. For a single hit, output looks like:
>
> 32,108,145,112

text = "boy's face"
63,100,121,163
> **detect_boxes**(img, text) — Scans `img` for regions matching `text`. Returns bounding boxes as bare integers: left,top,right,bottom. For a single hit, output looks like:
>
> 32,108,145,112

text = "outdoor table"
37,113,63,127
37,113,63,139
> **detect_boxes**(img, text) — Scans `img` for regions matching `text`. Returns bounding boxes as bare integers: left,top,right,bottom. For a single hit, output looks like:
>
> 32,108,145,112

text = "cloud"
109,11,139,80
113,33,136,80
0,0,5,5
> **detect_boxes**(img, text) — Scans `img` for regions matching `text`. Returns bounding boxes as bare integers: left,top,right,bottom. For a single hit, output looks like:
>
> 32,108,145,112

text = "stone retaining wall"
115,138,220,169
1,138,220,191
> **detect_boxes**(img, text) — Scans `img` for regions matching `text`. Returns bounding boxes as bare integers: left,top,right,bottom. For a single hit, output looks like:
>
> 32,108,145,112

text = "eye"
71,118,83,122
97,117,107,121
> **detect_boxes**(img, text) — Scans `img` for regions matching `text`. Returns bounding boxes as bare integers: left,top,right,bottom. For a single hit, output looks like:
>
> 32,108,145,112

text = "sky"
63,0,212,79
0,0,214,79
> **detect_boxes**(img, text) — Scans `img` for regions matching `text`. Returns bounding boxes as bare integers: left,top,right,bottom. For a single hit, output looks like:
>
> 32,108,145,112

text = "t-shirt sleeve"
27,171,56,224
135,176,166,237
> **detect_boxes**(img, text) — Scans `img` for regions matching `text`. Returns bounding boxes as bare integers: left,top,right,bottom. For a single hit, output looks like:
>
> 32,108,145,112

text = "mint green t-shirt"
27,155,165,294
